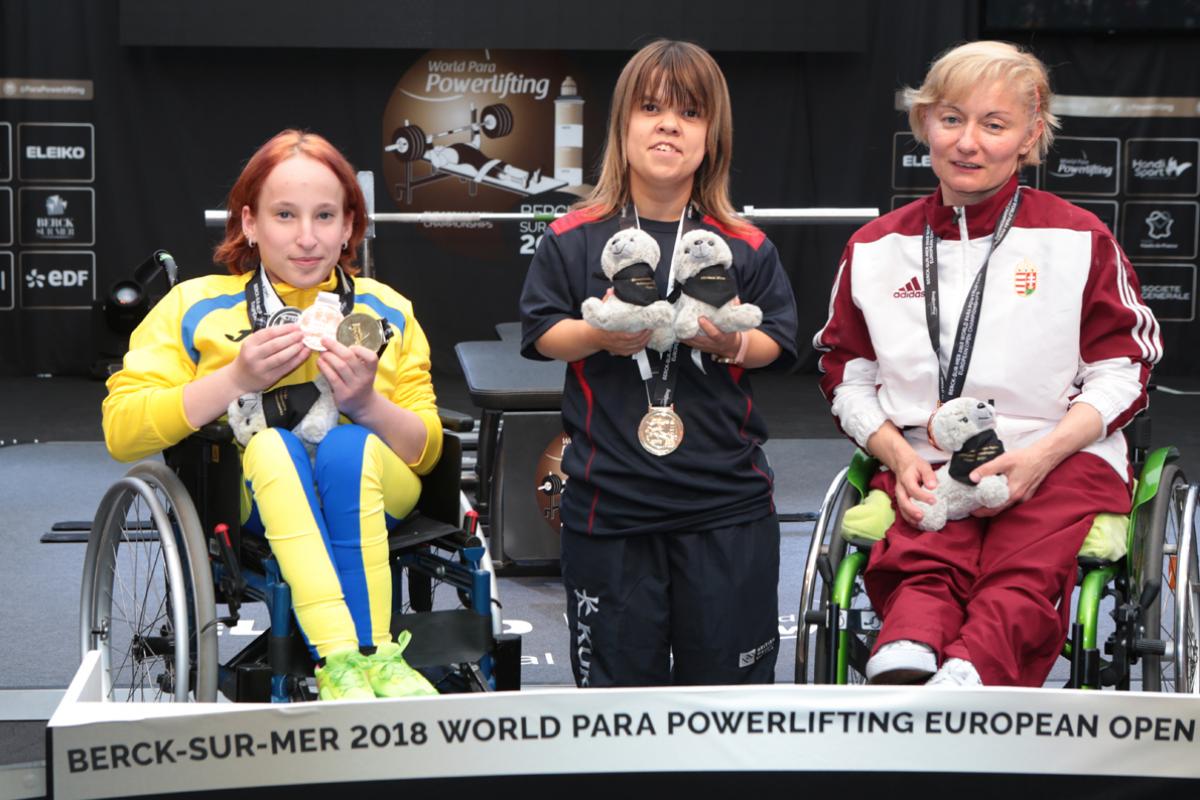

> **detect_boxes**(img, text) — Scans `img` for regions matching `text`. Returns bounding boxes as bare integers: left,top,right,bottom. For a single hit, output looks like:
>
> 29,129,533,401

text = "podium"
454,339,565,569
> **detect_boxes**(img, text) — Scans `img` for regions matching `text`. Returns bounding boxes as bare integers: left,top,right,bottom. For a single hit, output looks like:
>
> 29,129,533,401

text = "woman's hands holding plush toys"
680,315,742,361
867,421,938,527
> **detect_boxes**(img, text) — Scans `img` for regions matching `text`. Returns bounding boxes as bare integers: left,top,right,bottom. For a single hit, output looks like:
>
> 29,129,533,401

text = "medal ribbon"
923,189,1021,403
244,265,355,331
646,340,681,408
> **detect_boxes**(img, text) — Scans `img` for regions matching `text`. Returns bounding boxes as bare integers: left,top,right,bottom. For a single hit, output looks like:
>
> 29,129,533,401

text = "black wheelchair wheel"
80,462,218,701
796,467,858,684
1138,464,1199,692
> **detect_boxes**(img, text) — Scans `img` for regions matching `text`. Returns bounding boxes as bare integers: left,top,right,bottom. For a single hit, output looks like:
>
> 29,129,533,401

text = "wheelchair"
795,415,1199,691
79,416,520,703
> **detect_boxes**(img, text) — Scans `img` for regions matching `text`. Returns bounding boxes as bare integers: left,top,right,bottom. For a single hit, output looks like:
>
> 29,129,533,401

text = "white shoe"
865,639,937,684
926,657,982,687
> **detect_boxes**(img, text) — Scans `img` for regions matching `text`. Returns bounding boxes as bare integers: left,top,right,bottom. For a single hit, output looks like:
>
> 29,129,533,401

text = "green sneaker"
315,649,375,701
366,631,438,698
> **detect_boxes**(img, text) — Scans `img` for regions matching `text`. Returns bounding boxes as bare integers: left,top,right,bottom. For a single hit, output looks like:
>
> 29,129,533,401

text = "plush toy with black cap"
581,228,676,352
227,375,340,457
913,396,1010,531
669,229,762,340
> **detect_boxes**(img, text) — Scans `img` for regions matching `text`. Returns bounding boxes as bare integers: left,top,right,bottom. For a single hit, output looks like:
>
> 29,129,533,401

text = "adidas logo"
893,276,924,299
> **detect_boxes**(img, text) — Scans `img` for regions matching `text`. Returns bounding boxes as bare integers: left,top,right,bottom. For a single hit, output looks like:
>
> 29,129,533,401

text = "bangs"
629,56,711,116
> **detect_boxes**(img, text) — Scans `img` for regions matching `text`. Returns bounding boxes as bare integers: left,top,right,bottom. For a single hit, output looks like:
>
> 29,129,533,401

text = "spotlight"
102,250,178,335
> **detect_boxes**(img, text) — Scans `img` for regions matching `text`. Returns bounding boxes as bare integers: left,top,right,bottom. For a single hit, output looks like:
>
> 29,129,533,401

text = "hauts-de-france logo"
1014,259,1038,296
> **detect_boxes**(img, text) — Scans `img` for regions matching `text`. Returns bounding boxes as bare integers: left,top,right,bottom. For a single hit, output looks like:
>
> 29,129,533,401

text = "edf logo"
25,268,90,288
19,252,96,308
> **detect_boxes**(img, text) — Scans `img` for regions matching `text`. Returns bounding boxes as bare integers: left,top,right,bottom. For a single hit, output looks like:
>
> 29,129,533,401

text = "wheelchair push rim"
1137,464,1199,693
80,461,218,702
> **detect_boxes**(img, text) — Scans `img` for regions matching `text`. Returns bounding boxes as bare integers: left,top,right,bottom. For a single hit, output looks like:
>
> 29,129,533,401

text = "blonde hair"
578,39,751,233
907,40,1060,166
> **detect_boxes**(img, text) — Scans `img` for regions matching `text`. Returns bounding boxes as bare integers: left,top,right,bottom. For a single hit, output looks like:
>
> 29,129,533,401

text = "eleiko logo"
893,276,924,299
24,145,86,160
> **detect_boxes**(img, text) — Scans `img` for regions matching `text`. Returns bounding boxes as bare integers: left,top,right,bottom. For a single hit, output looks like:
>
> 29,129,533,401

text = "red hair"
214,129,368,275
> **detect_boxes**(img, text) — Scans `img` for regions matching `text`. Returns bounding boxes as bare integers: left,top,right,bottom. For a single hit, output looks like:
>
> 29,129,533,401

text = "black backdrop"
1,0,1195,378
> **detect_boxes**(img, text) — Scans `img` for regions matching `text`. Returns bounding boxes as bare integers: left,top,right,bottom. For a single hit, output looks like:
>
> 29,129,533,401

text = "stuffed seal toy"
581,228,676,352
669,228,762,340
913,396,1010,531
227,375,340,457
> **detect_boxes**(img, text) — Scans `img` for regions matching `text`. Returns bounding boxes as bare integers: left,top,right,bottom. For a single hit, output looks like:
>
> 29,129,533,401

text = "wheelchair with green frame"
79,415,520,703
795,414,1199,691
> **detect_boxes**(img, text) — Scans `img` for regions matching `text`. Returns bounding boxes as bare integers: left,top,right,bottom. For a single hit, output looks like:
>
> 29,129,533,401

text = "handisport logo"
893,276,924,299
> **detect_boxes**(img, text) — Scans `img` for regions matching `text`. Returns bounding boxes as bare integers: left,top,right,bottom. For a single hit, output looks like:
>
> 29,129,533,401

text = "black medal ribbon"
592,262,659,306
647,343,681,407
244,265,356,331
666,264,738,307
923,189,1022,403
260,382,322,430
948,429,1006,485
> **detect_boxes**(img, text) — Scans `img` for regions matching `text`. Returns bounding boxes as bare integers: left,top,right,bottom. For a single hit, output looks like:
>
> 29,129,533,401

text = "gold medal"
637,405,684,456
336,313,386,352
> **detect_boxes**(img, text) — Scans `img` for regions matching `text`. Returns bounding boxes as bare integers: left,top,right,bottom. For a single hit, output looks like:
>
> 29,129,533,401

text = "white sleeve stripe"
811,257,849,354
1112,241,1162,363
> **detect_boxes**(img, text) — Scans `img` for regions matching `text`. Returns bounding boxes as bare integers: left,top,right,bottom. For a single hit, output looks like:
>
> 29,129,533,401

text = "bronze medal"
336,312,385,352
637,405,684,456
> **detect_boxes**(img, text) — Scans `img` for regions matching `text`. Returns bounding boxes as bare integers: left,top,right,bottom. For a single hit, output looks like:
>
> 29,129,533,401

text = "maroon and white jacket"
813,176,1161,478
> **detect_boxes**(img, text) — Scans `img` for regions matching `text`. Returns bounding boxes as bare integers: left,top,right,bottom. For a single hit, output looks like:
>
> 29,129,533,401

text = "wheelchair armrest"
438,407,475,433
193,422,235,443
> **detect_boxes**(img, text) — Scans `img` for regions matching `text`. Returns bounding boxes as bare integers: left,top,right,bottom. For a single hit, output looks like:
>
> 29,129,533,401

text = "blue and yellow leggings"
240,424,421,658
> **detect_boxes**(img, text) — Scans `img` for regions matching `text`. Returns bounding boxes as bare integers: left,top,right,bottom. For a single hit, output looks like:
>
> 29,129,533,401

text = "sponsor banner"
1068,199,1119,237
0,187,11,246
18,250,94,309
18,187,95,246
0,253,12,310
1135,263,1196,322
1041,137,1120,196
891,132,936,191
1,77,93,101
1120,201,1199,260
890,193,924,211
380,50,598,258
49,653,1200,800
1125,138,1199,197
0,121,10,180
17,122,95,182
1053,95,1200,119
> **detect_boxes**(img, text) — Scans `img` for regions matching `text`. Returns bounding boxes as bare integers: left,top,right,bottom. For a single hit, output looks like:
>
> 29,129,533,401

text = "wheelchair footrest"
391,609,494,668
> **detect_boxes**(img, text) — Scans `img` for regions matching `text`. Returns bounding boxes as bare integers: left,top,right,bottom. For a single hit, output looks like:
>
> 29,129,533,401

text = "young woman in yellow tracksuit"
103,129,441,700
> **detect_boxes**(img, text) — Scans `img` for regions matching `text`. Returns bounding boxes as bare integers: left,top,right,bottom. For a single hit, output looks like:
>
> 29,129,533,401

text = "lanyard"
922,189,1021,403
244,265,355,331
623,203,693,382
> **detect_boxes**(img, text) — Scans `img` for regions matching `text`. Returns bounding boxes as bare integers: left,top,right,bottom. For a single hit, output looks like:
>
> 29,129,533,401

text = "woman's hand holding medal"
230,324,310,394
316,335,382,420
